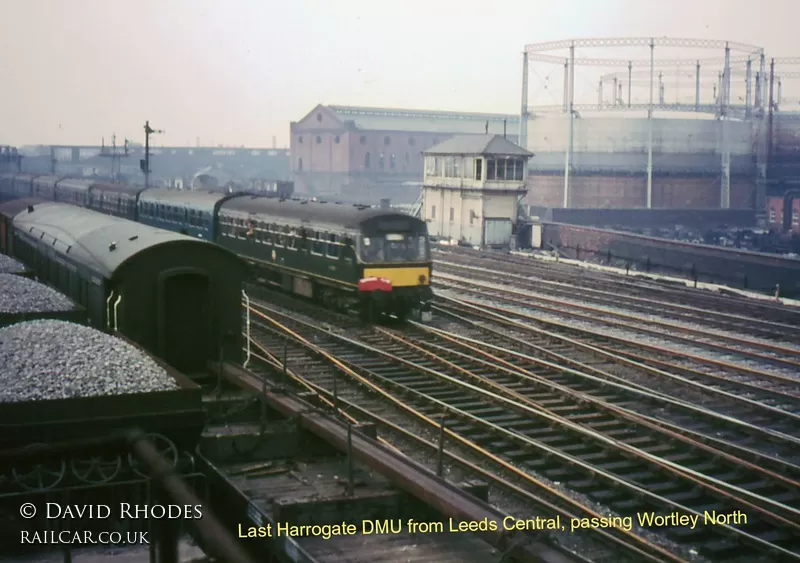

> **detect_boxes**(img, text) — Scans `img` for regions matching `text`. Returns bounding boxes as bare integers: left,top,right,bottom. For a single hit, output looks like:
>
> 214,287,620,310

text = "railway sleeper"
586,489,628,503
661,490,706,504
593,460,640,472
699,538,743,558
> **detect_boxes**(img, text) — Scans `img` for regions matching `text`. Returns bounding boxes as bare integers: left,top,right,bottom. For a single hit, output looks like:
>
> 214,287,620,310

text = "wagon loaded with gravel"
3,200,245,375
0,274,87,327
0,320,205,493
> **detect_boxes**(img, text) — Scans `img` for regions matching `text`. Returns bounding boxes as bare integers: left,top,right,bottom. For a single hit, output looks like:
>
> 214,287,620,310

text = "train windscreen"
359,233,429,263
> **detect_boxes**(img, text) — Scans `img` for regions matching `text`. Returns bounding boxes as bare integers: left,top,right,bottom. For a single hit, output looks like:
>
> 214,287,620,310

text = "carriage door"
159,271,211,374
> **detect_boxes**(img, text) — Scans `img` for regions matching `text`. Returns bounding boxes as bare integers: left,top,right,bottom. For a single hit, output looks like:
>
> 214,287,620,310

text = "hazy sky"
1,0,797,147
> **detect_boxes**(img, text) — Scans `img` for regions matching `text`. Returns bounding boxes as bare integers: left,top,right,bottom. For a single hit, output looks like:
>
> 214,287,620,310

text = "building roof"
326,105,521,136
424,134,533,157
220,195,421,231
11,202,218,279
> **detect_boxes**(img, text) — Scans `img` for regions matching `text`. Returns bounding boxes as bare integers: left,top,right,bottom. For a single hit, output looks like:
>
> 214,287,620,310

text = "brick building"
289,105,519,204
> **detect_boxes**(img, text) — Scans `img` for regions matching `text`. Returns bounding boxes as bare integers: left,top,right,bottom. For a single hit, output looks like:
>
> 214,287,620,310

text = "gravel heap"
0,320,178,403
0,255,25,274
0,274,76,313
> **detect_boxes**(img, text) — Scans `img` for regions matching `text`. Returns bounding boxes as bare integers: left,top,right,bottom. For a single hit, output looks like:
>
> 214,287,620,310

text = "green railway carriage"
217,196,433,320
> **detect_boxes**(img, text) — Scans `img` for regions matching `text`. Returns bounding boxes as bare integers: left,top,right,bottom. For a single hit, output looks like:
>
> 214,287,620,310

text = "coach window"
311,232,324,255
326,234,340,259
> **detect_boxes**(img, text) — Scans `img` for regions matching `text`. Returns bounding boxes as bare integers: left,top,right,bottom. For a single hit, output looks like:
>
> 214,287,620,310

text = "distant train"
0,174,433,321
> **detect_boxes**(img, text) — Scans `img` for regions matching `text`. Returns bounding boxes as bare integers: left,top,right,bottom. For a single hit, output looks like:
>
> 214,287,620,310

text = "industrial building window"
464,157,474,179
515,159,525,180
449,207,454,221
334,136,340,144
316,136,322,144
390,154,396,169
360,136,367,145
379,153,385,169
424,156,435,176
453,157,460,178
384,136,391,146
434,157,443,176
365,152,371,168
470,210,475,225
444,157,455,177
486,158,496,180
431,205,436,219
298,158,303,171
496,159,506,180
475,158,482,180
317,113,323,122
769,210,776,222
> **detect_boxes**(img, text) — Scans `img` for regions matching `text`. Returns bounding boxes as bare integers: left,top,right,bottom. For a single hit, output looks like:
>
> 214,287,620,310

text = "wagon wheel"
12,445,66,491
178,450,196,474
70,453,123,484
128,434,178,478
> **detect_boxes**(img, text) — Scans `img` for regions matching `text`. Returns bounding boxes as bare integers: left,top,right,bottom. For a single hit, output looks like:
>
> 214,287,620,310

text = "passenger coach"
6,202,246,373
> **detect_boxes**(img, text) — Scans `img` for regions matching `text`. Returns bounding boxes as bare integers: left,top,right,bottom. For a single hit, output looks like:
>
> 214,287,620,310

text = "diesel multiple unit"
0,173,433,320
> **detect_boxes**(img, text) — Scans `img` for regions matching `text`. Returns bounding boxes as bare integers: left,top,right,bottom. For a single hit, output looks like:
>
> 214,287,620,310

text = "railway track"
434,259,800,346
242,303,684,563
430,296,800,453
433,247,800,327
432,281,800,408
242,299,800,562
433,274,800,375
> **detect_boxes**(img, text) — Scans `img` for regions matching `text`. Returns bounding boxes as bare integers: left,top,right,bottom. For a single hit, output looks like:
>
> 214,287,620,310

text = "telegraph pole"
141,121,164,189
99,134,130,182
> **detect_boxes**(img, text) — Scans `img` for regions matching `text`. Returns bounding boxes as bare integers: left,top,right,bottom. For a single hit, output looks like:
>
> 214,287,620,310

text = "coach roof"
139,188,229,214
220,195,418,230
11,202,234,278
